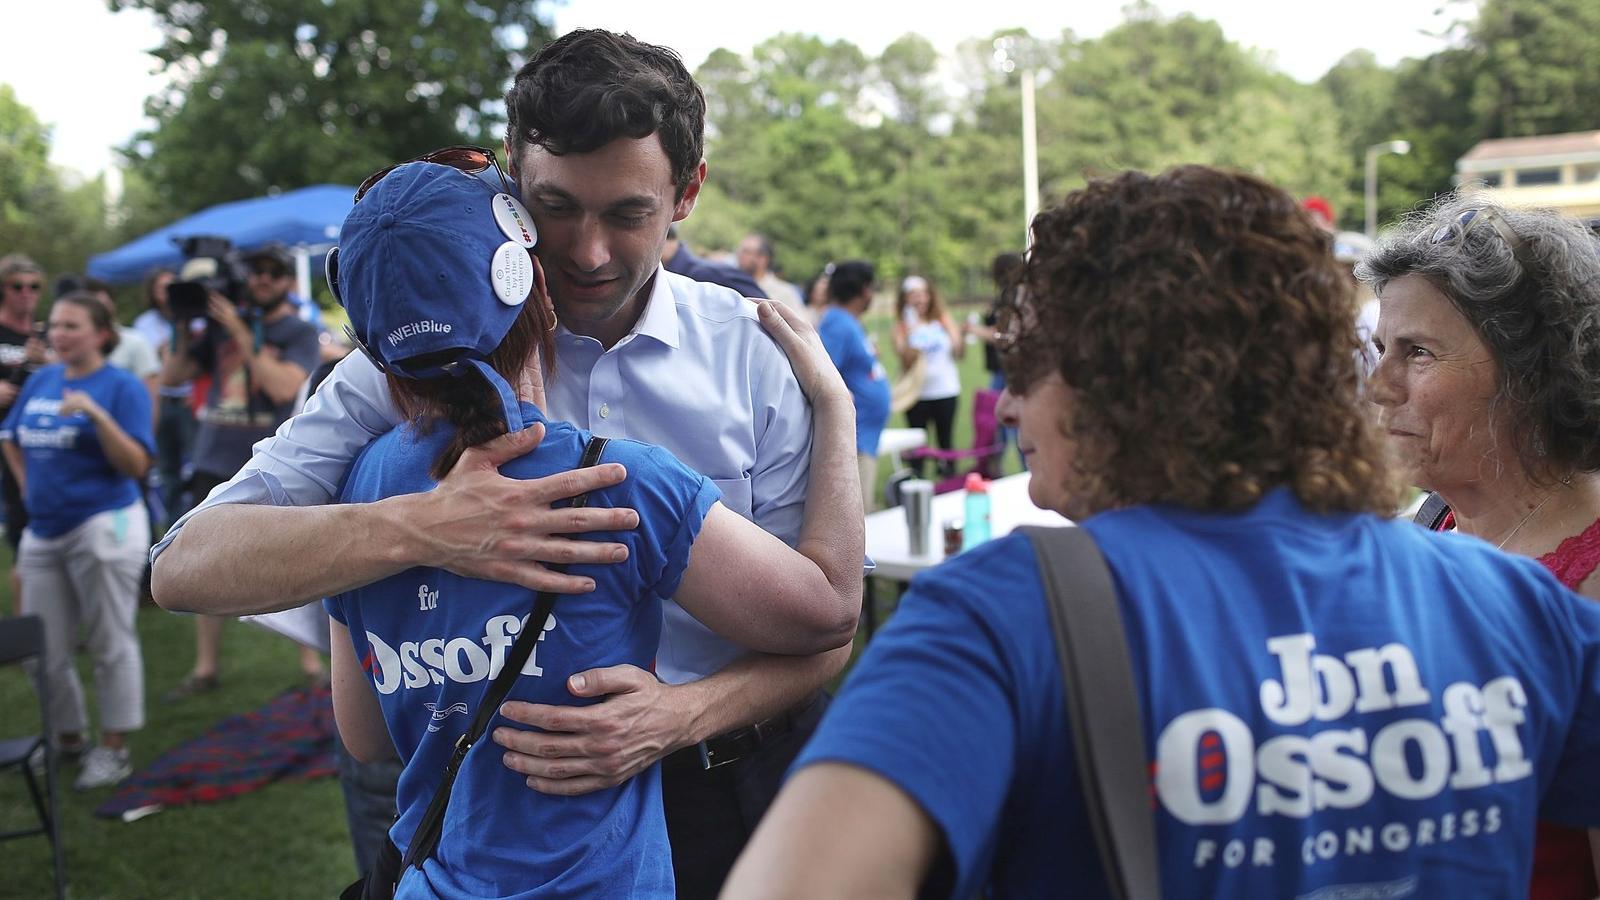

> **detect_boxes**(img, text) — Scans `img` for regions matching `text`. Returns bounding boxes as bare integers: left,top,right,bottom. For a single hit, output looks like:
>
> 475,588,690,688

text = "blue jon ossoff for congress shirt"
327,403,718,900
0,363,153,537
797,488,1600,899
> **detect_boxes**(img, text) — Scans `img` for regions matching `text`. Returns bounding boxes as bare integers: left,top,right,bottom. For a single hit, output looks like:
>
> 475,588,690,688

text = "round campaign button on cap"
490,242,534,306
491,193,538,248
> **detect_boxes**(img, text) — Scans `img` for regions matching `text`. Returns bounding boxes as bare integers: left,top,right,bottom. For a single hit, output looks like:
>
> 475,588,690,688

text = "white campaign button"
491,193,537,248
490,242,533,306
599,403,609,419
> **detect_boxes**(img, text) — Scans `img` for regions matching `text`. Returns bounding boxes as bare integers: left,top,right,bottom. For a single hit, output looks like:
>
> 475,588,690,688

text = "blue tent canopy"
88,184,355,285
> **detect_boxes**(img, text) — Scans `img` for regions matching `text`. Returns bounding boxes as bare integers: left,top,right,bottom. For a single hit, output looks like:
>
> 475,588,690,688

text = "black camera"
169,236,248,321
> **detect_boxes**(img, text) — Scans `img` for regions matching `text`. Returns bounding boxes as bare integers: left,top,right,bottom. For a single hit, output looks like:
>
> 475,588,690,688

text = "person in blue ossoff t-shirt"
817,260,890,511
324,160,859,898
725,167,1600,899
1,291,153,791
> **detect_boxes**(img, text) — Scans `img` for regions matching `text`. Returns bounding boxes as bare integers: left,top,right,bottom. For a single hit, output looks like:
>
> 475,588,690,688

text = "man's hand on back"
492,664,694,795
411,422,641,594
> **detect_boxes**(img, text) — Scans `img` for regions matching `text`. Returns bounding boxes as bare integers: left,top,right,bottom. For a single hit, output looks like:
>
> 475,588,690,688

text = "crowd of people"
7,23,1600,900
0,240,347,790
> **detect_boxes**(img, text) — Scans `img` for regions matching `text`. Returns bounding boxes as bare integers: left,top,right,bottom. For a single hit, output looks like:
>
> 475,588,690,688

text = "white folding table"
862,472,1069,633
876,427,928,463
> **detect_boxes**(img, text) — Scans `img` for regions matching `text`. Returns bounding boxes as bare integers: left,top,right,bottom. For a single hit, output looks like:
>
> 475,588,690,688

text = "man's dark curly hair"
505,29,705,199
1000,165,1396,517
1357,195,1600,483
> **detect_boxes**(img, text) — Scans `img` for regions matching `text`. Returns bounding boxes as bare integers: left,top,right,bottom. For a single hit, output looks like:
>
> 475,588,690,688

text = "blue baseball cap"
332,160,542,430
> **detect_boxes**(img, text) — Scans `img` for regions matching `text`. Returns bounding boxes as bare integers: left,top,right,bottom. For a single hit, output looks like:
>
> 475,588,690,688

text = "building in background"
1457,130,1600,226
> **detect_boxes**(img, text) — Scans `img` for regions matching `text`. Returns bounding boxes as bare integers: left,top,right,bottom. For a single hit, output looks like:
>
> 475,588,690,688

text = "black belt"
680,694,820,770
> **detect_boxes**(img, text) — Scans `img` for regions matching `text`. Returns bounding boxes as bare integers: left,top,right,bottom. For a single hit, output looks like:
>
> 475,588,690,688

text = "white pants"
18,501,149,735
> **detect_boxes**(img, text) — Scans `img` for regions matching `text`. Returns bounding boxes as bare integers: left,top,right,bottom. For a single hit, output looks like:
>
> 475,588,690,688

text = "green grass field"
0,566,353,899
0,305,1004,897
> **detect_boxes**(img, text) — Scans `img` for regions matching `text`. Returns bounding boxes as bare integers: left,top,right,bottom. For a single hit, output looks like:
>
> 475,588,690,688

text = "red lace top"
1437,510,1600,899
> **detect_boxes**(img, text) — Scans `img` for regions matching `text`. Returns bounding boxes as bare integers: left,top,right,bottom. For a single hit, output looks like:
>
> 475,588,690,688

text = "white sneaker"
74,745,132,790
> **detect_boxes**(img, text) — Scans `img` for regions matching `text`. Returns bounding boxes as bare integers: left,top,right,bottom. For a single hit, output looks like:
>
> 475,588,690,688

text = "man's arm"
210,297,305,405
243,345,308,407
151,351,639,614
496,644,852,794
720,763,939,899
154,428,637,613
496,301,862,793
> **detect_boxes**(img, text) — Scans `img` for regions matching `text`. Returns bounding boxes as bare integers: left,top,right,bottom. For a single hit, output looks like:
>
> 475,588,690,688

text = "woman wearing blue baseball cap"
322,158,860,898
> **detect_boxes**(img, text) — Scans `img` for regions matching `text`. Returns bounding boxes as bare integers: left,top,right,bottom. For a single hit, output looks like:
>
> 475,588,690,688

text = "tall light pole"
1365,140,1411,238
993,36,1040,248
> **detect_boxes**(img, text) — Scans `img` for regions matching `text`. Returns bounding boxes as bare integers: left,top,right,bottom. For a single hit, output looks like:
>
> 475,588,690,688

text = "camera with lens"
168,236,248,321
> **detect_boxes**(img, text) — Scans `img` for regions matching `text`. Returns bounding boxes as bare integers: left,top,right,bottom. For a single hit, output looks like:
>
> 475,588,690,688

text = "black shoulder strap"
402,435,609,872
1021,525,1161,900
1412,492,1452,531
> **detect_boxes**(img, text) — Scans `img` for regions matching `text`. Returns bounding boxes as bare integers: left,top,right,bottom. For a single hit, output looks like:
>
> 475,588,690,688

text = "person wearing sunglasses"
0,253,50,613
151,29,862,897
1362,196,1600,898
158,242,328,701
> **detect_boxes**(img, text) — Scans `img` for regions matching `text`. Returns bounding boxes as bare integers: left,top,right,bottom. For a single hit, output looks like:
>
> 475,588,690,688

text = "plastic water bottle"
962,472,991,550
965,311,980,345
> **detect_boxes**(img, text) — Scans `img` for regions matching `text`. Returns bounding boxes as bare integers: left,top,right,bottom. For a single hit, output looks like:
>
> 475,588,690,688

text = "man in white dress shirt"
150,28,860,899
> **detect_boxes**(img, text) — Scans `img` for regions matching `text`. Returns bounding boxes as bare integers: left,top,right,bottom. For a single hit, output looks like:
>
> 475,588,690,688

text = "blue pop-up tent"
88,184,356,298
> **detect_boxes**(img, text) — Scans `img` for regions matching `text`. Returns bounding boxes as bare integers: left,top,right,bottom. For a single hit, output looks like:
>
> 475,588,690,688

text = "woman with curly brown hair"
725,166,1600,899
1361,196,1600,899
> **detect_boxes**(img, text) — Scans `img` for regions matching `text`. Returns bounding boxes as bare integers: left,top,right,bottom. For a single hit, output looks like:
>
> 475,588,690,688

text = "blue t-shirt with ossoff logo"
797,489,1600,898
0,363,153,537
327,402,717,900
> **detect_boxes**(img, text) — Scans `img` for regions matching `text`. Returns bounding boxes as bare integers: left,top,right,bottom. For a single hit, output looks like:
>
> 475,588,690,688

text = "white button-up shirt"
154,267,814,684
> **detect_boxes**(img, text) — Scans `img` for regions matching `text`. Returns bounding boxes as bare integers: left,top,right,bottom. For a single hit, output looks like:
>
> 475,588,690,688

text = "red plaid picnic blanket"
95,684,337,821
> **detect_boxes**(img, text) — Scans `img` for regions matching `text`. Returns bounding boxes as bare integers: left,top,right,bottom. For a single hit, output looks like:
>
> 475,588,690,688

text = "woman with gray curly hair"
1362,195,1600,899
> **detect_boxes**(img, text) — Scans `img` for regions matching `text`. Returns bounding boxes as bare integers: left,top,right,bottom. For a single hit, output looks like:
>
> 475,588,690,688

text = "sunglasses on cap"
353,145,513,204
1430,206,1532,275
331,144,518,301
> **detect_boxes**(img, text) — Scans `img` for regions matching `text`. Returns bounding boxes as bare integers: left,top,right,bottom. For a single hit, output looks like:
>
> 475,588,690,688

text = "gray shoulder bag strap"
1021,525,1161,900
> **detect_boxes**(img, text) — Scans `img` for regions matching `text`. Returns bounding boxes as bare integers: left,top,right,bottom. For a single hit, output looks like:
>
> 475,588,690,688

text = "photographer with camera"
159,244,326,700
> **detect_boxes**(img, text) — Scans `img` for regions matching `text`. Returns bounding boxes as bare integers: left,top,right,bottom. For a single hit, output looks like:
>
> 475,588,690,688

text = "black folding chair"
0,615,66,899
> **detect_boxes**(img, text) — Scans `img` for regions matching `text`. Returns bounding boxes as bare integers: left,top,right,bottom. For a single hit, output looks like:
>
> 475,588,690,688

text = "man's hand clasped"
485,298,836,795
420,422,641,595
494,665,692,796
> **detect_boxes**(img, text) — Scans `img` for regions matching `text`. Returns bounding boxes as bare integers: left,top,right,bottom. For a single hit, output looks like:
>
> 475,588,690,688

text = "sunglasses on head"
1430,206,1532,275
353,145,513,204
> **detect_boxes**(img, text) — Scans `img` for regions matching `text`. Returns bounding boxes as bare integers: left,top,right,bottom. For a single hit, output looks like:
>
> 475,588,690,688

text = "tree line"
3,0,1595,305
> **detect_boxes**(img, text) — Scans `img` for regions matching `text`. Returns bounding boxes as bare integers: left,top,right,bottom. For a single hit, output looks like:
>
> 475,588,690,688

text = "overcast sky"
8,0,1455,179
